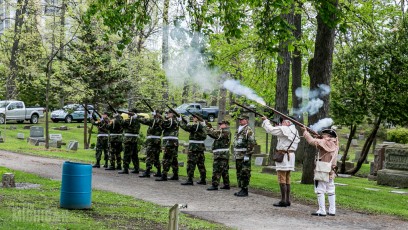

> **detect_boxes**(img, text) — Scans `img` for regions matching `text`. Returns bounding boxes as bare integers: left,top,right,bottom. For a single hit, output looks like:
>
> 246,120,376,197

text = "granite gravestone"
67,141,79,151
28,126,45,146
377,144,408,188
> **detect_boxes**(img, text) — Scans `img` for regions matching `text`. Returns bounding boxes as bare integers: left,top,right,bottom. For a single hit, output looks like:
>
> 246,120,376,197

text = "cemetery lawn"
0,166,231,229
1,120,407,220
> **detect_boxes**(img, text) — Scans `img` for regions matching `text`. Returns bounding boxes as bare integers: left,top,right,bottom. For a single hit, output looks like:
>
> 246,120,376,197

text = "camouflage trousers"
187,151,206,180
236,157,251,189
211,158,230,187
123,142,138,170
162,146,178,176
145,145,161,172
109,141,123,167
95,136,109,164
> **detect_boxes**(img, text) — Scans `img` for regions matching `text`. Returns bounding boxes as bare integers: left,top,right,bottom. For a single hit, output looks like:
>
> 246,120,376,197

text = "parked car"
51,104,94,123
174,103,219,122
0,100,45,124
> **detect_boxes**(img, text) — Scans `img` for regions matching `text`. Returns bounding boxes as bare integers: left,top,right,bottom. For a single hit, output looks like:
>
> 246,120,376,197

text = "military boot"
207,185,218,191
105,163,115,170
168,174,179,180
139,171,150,178
130,168,139,174
235,188,248,197
103,162,108,168
92,161,100,168
181,178,194,185
196,179,207,185
118,168,129,174
220,185,230,190
155,174,168,181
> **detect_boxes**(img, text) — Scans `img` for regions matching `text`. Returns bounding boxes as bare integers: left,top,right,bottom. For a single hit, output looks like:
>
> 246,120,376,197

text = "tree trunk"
268,11,293,165
58,0,66,108
217,75,227,122
348,117,382,175
292,2,302,122
7,0,29,99
301,0,338,184
340,124,357,173
162,0,170,100
84,103,89,149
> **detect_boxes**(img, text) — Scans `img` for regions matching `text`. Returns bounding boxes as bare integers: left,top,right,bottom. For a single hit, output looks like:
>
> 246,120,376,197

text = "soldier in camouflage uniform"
92,112,110,168
179,114,207,185
106,113,124,171
156,110,179,181
138,110,163,178
206,120,231,190
119,108,141,174
233,115,255,197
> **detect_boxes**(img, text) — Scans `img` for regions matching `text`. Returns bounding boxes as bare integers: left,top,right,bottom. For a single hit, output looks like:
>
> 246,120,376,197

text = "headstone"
255,157,267,166
389,190,408,195
2,173,16,188
67,140,78,151
369,144,388,179
49,139,62,148
30,126,44,138
261,166,277,174
337,161,354,171
17,133,24,140
23,125,31,129
49,134,63,141
59,126,68,130
377,144,408,188
38,142,46,147
365,188,380,191
204,136,214,151
353,149,361,162
351,139,358,147
9,125,17,130
358,134,365,140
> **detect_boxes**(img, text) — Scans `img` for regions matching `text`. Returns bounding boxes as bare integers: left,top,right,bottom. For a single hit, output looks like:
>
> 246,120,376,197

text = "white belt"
124,133,139,137
213,148,230,153
110,134,122,136
234,148,247,152
147,135,161,139
97,134,109,137
189,140,205,144
162,136,178,140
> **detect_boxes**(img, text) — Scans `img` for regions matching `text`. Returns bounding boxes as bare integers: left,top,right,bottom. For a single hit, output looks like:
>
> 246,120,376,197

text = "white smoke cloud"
310,118,334,132
293,84,331,116
223,79,266,105
163,48,219,92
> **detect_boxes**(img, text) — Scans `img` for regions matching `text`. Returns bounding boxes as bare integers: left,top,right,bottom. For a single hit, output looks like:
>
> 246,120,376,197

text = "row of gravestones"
21,126,78,150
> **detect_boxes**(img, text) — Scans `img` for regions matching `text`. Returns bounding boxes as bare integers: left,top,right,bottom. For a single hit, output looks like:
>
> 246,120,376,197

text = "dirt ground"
1,150,407,230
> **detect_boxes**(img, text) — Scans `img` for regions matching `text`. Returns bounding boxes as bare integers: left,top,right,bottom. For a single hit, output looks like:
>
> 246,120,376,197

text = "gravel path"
1,150,407,230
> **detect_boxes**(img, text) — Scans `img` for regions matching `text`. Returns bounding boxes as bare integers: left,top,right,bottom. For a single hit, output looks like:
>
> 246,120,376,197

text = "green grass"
0,167,231,229
1,118,408,221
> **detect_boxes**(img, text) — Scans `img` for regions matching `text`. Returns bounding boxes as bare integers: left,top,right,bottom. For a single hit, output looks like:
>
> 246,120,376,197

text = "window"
16,102,24,109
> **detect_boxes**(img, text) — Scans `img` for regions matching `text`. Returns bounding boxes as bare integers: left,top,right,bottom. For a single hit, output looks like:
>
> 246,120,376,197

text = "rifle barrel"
262,104,320,136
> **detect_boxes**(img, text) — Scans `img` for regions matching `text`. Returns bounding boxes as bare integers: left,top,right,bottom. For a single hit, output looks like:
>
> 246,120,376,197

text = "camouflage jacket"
122,116,141,144
107,116,123,143
180,121,207,152
233,125,255,159
137,116,163,146
206,126,230,159
92,118,110,135
162,117,179,147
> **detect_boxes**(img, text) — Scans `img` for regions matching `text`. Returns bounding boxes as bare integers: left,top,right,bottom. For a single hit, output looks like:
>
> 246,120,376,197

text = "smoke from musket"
223,79,266,105
310,118,334,132
293,84,331,116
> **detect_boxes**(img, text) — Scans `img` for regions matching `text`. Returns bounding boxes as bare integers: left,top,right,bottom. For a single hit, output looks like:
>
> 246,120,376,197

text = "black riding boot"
273,183,287,207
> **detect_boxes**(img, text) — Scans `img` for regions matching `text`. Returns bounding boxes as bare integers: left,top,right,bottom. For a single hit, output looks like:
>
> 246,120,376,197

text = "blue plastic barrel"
60,161,92,209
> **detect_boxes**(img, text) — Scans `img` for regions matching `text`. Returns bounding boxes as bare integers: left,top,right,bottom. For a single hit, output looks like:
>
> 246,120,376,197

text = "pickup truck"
0,100,45,124
174,103,219,122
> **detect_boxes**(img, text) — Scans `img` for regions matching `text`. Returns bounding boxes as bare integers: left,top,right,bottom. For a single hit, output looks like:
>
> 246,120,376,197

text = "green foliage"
387,128,408,144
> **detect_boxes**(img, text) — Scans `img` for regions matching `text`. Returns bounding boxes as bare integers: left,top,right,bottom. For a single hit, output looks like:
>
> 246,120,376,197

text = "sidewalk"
1,150,407,230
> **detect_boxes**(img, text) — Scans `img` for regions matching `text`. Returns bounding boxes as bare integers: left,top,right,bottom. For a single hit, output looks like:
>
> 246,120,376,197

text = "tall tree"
301,0,339,184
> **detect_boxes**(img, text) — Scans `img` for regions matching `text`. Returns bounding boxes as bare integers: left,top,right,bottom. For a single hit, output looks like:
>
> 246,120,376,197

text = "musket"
233,101,277,124
165,104,188,123
81,104,101,120
107,102,118,114
260,104,321,137
142,99,154,112
186,109,212,128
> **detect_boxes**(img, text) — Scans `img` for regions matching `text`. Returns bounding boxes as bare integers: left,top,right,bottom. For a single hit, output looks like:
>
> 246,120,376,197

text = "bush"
387,128,408,144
